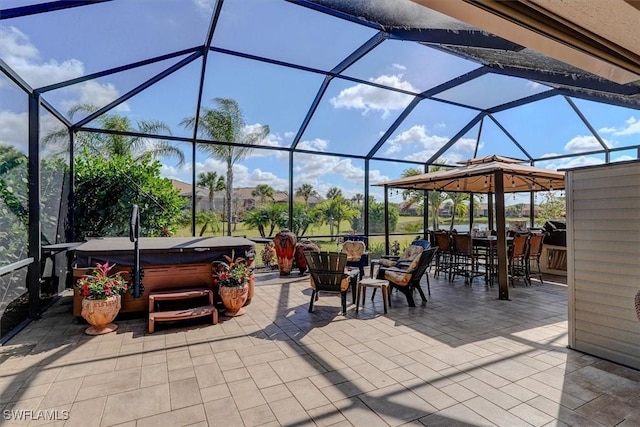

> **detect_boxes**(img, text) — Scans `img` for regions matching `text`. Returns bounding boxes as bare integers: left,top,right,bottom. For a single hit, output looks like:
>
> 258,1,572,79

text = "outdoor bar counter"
72,236,255,316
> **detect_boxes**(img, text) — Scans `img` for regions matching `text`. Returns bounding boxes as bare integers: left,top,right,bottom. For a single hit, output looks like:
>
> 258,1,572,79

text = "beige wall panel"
568,161,640,370
574,260,638,276
573,219,638,231
574,241,638,255
573,248,639,265
572,163,639,181
574,272,639,291
576,311,639,335
576,292,637,311
574,198,640,210
572,209,639,221
572,186,637,200
575,328,640,354
573,174,639,190
573,340,640,370
572,230,639,243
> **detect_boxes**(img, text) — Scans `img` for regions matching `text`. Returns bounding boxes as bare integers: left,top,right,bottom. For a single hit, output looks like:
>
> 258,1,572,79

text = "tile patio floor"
1,270,639,426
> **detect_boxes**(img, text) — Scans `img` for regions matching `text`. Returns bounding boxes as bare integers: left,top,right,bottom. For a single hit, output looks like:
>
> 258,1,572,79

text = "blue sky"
1,0,638,205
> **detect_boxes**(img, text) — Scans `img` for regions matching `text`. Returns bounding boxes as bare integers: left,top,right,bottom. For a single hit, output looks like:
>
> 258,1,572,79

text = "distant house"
171,179,210,212
399,201,419,215
171,180,323,215
476,201,537,218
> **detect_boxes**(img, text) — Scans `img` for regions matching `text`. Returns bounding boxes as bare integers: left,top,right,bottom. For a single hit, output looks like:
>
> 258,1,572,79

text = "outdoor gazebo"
378,155,566,300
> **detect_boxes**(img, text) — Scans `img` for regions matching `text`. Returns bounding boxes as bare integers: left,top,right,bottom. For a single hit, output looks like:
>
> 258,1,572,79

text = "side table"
356,278,389,314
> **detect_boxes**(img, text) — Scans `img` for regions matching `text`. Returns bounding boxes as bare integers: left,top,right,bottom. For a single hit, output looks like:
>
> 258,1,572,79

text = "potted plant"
76,262,130,335
213,252,252,317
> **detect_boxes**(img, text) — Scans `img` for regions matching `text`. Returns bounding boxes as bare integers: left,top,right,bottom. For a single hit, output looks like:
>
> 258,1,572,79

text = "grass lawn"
174,214,533,264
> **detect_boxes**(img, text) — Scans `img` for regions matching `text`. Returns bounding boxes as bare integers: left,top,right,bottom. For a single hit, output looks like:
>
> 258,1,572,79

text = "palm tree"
181,98,269,236
427,190,447,231
195,211,221,236
252,184,275,205
399,167,446,230
244,206,270,237
351,193,364,205
197,171,225,213
420,164,448,231
446,192,469,231
399,167,423,211
318,196,357,240
44,104,185,164
326,187,342,200
295,183,318,205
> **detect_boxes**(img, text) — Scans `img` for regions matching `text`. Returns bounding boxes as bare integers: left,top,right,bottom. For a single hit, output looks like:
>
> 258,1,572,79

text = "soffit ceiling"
305,0,640,106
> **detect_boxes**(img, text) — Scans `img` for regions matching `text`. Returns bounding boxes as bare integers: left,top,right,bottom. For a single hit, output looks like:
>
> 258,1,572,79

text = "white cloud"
0,110,28,152
383,143,402,155
247,127,287,159
242,169,288,191
384,124,478,162
389,124,430,144
614,116,640,136
0,26,38,60
368,169,391,185
598,126,616,134
60,80,129,114
0,25,84,88
594,116,640,137
297,138,329,152
284,131,296,139
392,63,406,71
564,135,608,152
329,74,416,119
192,0,214,15
0,25,126,114
611,154,635,163
537,155,604,171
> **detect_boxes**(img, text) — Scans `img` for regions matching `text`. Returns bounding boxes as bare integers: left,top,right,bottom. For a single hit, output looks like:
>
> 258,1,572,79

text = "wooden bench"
148,288,218,333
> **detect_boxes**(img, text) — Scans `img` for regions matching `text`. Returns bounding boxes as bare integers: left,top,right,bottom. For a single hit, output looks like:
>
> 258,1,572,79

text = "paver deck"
1,271,639,426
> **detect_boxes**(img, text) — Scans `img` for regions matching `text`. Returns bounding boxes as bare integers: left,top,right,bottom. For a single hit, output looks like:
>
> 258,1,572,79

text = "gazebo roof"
378,155,565,193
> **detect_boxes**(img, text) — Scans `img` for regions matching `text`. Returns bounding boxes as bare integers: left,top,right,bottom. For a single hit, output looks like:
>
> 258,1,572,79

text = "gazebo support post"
530,191,535,228
494,171,509,300
488,192,494,231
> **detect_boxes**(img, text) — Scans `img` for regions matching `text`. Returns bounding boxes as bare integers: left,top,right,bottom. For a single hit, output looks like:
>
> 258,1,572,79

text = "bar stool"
356,278,389,314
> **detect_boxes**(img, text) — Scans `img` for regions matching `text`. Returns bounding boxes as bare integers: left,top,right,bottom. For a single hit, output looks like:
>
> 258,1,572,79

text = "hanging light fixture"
484,177,488,188
511,175,516,187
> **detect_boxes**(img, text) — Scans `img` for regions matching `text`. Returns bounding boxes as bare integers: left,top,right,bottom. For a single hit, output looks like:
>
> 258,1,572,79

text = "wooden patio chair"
433,231,453,279
451,234,485,286
382,247,438,307
304,251,350,314
509,233,530,286
527,233,546,284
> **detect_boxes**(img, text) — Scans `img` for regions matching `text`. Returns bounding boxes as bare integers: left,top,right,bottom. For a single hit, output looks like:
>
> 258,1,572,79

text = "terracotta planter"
219,284,249,316
274,229,297,276
81,295,121,335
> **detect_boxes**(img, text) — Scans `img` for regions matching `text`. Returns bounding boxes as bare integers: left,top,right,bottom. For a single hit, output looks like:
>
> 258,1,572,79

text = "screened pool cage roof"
1,0,639,168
